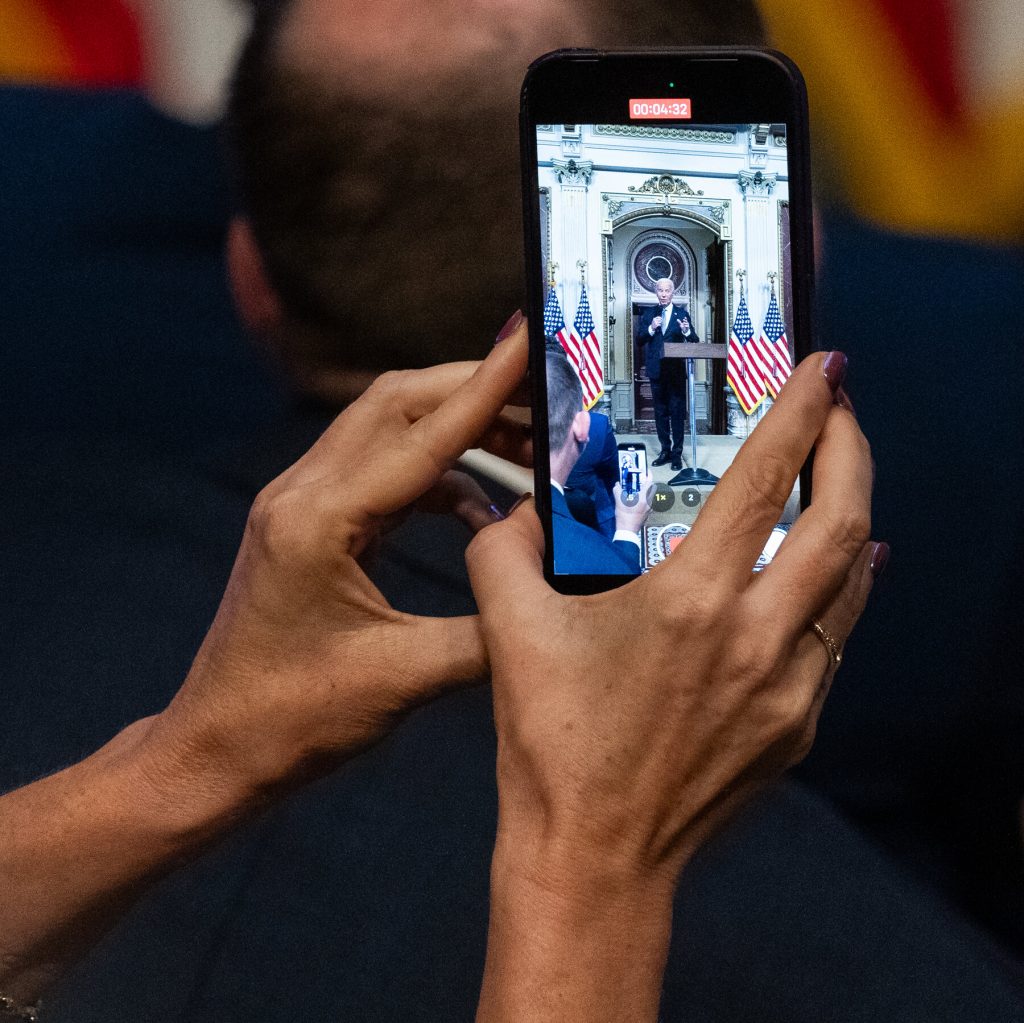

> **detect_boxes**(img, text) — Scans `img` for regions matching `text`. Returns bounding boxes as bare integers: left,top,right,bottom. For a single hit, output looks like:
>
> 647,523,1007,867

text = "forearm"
477,828,676,1022
0,714,254,1003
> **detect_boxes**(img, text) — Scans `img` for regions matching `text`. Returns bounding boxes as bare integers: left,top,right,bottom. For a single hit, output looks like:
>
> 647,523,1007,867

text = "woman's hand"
147,319,529,801
469,352,885,1022
0,322,530,1007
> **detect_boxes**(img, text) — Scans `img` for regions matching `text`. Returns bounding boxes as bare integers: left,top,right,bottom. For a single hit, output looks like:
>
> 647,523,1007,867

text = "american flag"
543,285,571,350
543,281,602,410
759,291,793,398
727,291,767,415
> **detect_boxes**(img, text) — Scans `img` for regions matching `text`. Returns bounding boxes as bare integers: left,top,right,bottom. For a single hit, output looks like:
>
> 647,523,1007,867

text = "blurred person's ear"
572,409,590,445
227,217,282,336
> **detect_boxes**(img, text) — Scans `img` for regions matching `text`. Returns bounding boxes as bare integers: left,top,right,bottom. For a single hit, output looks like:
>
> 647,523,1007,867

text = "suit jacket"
564,411,618,538
550,484,640,575
636,304,696,380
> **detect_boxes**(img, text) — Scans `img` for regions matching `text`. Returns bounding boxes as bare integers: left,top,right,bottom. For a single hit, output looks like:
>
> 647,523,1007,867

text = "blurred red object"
0,0,142,88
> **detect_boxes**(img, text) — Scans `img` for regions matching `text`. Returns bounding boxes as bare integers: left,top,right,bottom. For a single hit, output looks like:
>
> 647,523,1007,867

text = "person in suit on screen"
636,278,693,470
547,349,651,575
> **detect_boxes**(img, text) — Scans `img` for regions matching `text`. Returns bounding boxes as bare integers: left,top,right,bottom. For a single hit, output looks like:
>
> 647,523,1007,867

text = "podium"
660,341,728,487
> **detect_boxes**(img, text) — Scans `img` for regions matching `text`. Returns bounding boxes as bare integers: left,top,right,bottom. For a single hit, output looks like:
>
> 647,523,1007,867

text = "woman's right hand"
470,351,885,1022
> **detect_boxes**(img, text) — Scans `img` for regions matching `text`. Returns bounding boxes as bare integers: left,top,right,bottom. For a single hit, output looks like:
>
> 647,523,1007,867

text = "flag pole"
668,273,721,489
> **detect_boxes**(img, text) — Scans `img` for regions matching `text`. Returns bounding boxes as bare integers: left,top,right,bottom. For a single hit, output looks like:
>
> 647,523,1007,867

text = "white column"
552,158,593,317
738,170,778,326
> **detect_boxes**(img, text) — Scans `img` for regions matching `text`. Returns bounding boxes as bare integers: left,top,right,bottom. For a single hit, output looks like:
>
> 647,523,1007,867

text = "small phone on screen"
521,49,814,593
617,443,648,498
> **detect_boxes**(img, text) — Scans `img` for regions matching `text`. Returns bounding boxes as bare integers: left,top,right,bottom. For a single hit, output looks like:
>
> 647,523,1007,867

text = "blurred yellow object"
0,0,74,83
758,0,1024,242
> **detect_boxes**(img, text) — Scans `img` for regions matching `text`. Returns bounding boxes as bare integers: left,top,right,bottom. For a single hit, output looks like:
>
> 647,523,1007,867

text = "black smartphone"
522,49,814,593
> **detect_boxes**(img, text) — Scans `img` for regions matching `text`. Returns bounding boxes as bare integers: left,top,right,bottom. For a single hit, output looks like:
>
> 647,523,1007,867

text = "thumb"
389,613,490,702
465,496,549,616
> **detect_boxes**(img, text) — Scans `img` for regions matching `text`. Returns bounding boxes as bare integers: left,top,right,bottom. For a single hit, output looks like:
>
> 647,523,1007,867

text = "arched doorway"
606,208,729,435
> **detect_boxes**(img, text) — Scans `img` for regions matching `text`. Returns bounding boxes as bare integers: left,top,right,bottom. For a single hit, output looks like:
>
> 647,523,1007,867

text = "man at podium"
636,277,697,471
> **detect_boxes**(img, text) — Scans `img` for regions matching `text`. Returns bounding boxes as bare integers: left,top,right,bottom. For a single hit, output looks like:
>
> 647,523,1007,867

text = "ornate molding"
602,194,626,217
609,203,728,239
698,203,727,224
737,170,777,197
552,158,593,186
604,192,728,231
629,174,704,198
595,124,734,144
773,134,787,147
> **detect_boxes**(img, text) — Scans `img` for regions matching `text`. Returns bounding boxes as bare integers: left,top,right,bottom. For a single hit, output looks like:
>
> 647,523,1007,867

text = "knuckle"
246,487,309,562
760,685,814,749
741,449,794,511
827,506,871,559
368,368,414,402
790,718,820,765
653,586,722,634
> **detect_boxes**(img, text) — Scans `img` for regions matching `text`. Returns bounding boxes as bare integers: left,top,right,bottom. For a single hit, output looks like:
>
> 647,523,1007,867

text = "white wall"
536,123,790,424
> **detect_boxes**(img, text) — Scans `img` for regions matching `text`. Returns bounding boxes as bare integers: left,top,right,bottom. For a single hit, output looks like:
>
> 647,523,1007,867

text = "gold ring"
810,619,842,672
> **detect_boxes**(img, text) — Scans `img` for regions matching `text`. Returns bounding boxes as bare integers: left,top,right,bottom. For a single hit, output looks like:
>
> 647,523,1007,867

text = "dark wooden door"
631,305,656,433
707,240,728,435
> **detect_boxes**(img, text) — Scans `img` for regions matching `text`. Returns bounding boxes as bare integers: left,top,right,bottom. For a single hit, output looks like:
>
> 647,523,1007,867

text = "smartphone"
522,49,814,593
617,442,648,497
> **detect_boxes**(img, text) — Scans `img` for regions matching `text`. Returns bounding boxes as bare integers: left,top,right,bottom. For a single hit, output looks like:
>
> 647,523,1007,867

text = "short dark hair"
226,0,763,375
547,349,584,451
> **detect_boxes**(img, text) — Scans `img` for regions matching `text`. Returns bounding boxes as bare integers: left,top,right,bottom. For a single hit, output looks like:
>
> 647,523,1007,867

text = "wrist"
479,826,676,1021
128,709,270,843
0,715,261,1002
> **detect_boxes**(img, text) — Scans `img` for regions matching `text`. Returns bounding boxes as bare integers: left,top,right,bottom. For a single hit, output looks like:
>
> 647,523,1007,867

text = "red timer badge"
629,98,692,119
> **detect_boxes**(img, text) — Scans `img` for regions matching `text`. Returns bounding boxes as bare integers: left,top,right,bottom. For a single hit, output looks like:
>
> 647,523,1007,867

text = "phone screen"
528,69,809,589
617,444,648,498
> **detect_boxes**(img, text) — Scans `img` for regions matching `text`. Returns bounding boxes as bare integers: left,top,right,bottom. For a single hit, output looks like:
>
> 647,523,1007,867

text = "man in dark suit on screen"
547,349,651,575
636,277,695,470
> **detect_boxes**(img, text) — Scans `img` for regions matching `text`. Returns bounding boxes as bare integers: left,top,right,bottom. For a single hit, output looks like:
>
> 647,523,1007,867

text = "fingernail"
822,351,848,394
835,385,856,414
507,492,533,515
869,541,890,579
495,309,524,344
488,503,505,522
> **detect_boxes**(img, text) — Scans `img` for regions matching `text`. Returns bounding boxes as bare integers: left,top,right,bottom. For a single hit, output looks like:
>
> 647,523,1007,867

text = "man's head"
547,349,589,482
655,278,675,306
227,0,763,393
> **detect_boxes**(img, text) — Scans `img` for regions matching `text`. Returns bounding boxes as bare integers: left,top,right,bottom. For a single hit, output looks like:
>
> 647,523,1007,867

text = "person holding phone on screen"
547,348,651,575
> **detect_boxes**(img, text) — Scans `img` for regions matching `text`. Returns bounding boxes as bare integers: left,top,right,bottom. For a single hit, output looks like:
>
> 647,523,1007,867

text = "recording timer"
629,98,692,120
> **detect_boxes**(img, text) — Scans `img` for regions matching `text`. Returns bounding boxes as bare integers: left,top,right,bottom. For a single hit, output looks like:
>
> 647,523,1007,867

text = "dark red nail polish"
869,542,890,579
823,351,848,394
495,309,524,344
